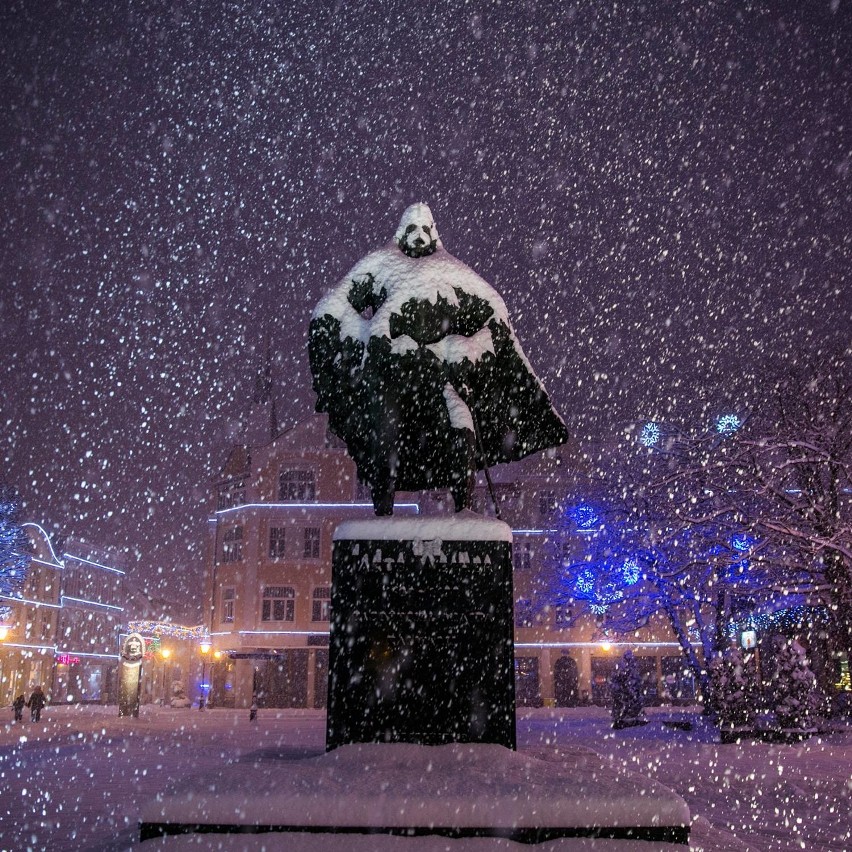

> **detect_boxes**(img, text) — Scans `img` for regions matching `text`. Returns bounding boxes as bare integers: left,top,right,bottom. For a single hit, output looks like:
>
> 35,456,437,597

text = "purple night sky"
1,1,849,615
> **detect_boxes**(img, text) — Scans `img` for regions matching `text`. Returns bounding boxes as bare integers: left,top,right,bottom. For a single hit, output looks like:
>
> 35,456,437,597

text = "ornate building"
201,398,695,710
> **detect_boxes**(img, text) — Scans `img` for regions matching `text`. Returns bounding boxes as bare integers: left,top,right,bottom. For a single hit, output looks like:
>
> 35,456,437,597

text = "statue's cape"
309,243,568,485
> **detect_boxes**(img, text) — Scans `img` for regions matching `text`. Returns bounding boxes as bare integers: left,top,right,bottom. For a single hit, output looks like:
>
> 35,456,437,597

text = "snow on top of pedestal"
334,512,512,543
141,741,690,832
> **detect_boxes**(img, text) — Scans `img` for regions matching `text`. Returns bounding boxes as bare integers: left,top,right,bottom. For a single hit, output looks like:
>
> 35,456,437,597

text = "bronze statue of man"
309,203,568,515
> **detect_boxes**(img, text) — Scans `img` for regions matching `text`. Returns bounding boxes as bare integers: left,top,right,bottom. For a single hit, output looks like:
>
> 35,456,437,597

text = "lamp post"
199,640,211,710
159,648,172,706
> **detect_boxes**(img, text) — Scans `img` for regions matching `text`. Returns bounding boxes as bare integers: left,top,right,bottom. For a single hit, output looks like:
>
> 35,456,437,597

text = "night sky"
1,0,849,616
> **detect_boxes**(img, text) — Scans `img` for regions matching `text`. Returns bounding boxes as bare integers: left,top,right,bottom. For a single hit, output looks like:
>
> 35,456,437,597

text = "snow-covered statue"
309,203,568,515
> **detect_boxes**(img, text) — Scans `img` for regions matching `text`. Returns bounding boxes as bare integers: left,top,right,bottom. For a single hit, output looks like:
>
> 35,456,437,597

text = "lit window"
261,586,295,622
222,587,235,623
312,587,331,622
269,527,286,559
222,526,243,563
279,469,316,502
303,527,321,559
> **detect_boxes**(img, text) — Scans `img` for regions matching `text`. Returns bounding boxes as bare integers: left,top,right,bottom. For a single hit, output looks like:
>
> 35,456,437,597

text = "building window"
312,586,331,622
222,587,235,623
222,526,243,563
269,527,286,559
514,598,535,628
217,477,246,510
279,469,316,502
512,542,532,572
554,605,574,627
303,527,321,559
261,586,295,622
538,490,557,517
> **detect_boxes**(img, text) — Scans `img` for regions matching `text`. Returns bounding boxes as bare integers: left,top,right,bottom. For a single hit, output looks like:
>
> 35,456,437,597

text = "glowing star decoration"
715,413,742,435
622,558,641,586
639,421,661,447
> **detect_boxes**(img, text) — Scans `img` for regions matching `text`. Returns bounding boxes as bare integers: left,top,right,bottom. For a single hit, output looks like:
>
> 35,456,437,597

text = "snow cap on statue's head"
395,202,441,258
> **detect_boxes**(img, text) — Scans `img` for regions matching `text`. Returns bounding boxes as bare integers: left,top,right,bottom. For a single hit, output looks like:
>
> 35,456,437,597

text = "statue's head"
395,203,440,258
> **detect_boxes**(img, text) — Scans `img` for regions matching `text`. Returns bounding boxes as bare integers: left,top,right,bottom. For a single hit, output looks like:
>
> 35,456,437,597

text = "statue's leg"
450,428,476,513
371,480,395,516
371,448,398,516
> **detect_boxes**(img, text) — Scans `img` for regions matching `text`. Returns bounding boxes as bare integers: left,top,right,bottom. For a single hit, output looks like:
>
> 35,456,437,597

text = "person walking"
27,685,46,722
12,695,25,722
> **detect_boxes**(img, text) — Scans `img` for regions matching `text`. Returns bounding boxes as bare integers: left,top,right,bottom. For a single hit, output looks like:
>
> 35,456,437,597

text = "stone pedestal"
326,514,515,750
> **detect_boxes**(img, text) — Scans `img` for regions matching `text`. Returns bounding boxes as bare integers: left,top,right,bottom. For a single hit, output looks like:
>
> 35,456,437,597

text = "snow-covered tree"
609,650,646,729
660,350,851,663
552,482,784,703
709,647,758,731
0,485,30,618
770,637,821,731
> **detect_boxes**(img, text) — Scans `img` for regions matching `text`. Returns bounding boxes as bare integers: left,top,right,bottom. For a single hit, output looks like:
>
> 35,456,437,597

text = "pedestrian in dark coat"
27,686,46,722
12,695,25,722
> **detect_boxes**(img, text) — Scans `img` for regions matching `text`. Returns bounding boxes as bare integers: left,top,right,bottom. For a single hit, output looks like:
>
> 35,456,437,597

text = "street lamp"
159,648,172,706
199,640,211,711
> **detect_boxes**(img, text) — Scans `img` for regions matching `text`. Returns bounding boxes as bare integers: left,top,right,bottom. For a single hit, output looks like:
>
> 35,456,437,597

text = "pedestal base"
327,514,516,750
139,742,691,846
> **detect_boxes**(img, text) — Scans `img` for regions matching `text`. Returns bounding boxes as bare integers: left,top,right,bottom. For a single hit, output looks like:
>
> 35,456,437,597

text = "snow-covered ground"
0,703,849,851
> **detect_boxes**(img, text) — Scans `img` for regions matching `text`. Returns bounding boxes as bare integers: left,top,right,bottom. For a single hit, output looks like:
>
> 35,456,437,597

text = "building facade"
201,413,694,710
0,524,129,706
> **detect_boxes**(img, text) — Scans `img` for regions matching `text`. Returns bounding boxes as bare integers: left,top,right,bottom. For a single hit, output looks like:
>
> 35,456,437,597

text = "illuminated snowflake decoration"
568,503,600,531
715,413,741,435
639,421,661,447
575,569,595,594
622,558,641,585
731,533,756,553
573,566,625,615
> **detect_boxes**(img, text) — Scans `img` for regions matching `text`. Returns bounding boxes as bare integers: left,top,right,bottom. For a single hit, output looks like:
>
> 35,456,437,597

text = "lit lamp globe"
0,625,9,641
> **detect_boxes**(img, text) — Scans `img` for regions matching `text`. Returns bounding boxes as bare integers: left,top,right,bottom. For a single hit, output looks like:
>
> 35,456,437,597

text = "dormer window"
217,477,247,510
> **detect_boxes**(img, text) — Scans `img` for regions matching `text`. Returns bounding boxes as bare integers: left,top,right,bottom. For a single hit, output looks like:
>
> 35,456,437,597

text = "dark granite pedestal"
326,514,516,750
